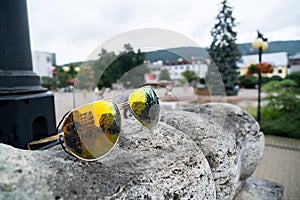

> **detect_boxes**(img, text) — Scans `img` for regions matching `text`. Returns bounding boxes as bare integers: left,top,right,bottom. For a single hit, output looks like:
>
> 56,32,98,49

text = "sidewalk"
253,135,300,200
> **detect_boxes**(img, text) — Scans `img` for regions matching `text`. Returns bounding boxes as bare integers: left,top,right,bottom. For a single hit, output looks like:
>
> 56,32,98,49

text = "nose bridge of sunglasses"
102,86,157,108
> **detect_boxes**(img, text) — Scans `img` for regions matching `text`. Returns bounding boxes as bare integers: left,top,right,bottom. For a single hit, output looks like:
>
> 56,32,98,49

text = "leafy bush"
262,79,299,111
182,70,199,83
261,111,300,138
41,77,57,90
287,71,300,84
287,71,300,92
260,79,300,138
238,75,257,88
269,75,283,82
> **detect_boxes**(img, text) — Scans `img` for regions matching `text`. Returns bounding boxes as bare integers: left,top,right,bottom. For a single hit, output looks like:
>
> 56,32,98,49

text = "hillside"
146,40,300,62
238,40,300,56
146,47,209,63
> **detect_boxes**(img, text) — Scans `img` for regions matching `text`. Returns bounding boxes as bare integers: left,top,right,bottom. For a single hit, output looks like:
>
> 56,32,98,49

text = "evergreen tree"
159,69,171,81
209,0,241,95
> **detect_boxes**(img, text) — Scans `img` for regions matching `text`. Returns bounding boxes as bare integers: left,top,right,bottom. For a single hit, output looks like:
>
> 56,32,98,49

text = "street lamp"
252,31,268,123
75,66,80,73
63,66,70,73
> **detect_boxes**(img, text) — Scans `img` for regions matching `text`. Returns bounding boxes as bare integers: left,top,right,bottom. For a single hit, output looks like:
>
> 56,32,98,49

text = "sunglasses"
27,86,160,161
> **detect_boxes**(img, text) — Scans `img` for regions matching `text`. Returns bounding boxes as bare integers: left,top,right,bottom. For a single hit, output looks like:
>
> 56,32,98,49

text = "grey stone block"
0,102,283,200
0,121,215,199
161,103,265,199
234,177,284,200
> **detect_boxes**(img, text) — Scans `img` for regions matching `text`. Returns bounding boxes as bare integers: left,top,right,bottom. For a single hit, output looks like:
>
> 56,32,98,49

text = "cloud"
27,0,300,65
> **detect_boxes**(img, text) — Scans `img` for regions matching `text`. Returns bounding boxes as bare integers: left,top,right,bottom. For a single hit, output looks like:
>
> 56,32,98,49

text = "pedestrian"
83,88,87,99
94,87,99,99
99,88,105,99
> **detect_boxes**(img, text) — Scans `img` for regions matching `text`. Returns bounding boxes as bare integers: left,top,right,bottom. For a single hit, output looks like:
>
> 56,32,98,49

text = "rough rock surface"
0,121,215,200
234,177,284,200
0,103,283,200
161,103,265,199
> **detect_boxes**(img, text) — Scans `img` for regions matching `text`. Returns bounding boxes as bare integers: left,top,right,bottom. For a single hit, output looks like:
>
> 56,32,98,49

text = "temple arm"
27,132,64,150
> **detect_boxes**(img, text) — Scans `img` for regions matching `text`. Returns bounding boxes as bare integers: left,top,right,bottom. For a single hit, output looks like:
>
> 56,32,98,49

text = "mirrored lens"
61,101,121,161
129,87,160,129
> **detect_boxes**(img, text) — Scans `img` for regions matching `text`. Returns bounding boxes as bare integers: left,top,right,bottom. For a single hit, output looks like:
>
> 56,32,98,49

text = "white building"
146,58,209,83
289,52,300,74
32,51,56,78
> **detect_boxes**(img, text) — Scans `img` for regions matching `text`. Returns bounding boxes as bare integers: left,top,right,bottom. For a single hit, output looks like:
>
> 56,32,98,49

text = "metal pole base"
0,92,56,149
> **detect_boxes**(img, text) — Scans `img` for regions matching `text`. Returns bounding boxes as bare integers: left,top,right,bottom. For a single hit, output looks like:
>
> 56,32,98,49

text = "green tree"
56,65,72,88
94,49,118,88
182,70,198,83
119,64,150,88
209,0,241,95
159,69,171,81
113,46,147,88
78,45,146,89
41,76,57,90
114,46,147,87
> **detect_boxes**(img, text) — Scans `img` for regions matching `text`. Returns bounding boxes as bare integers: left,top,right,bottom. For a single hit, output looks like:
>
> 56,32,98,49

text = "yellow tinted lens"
61,101,121,161
129,87,160,129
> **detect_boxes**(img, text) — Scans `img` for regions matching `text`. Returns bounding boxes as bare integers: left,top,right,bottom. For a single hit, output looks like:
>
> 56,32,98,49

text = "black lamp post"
0,0,56,149
252,31,268,123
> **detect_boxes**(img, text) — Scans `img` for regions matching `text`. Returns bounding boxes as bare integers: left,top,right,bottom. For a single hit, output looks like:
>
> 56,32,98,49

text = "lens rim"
129,86,160,129
61,100,121,161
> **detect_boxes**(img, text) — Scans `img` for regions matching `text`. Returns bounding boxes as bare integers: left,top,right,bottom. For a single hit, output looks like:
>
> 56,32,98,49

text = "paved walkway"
253,135,300,200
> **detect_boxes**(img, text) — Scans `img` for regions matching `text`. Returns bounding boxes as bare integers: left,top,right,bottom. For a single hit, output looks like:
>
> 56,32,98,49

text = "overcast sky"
27,0,300,65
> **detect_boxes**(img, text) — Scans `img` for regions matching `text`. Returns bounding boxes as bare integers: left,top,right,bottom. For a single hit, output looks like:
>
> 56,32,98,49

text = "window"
278,69,282,74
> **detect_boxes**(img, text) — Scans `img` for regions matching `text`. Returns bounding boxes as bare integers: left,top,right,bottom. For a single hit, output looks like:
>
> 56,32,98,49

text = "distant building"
146,61,163,83
238,52,289,78
146,58,209,84
32,51,56,78
289,52,300,74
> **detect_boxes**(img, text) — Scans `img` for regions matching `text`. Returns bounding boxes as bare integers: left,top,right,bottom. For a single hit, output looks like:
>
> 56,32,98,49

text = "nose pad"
123,107,133,119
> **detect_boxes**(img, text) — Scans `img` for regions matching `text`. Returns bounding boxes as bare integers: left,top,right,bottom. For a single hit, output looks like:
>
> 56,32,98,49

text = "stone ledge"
0,103,284,199
234,177,284,200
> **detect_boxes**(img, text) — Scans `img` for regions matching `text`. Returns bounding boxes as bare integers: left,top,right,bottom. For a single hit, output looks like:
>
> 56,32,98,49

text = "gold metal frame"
27,132,64,150
27,85,160,161
26,101,131,150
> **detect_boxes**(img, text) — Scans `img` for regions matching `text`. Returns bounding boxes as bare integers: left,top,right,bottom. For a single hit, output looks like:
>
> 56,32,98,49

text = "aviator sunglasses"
27,86,160,161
